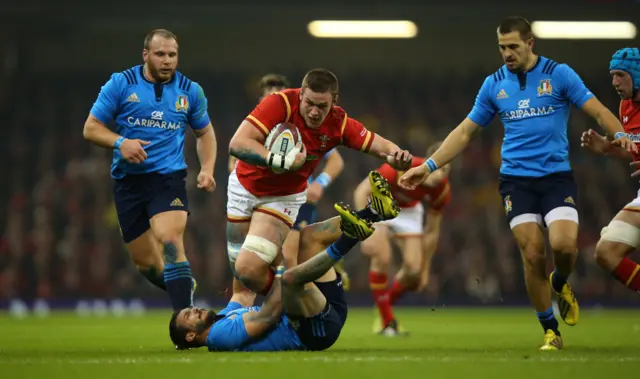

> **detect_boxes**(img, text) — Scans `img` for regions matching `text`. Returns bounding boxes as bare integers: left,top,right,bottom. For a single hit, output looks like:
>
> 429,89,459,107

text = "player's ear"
333,94,339,106
185,331,196,342
142,49,149,63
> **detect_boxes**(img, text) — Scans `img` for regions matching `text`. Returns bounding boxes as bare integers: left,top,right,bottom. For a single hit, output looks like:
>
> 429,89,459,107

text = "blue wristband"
314,172,332,189
424,158,438,173
615,132,627,140
275,265,285,277
114,136,126,149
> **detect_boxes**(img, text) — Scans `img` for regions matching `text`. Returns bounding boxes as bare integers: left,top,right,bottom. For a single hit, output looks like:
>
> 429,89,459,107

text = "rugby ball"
265,123,303,173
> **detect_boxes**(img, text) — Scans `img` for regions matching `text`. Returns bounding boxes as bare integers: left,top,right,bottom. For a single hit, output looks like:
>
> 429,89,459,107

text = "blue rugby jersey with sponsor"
90,65,210,179
467,56,594,177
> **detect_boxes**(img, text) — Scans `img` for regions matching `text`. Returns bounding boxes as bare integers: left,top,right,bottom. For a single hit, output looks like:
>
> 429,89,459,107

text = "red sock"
613,257,640,292
259,268,275,296
389,279,408,305
369,271,395,327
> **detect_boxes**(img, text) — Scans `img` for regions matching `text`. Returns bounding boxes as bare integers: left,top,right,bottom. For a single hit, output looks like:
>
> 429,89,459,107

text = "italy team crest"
175,95,189,112
537,79,552,96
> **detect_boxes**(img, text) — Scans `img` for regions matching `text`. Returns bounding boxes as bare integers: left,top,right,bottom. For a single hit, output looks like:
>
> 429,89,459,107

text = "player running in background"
581,48,640,293
399,17,635,350
169,196,384,352
226,68,412,296
83,29,218,312
228,73,349,291
355,141,451,336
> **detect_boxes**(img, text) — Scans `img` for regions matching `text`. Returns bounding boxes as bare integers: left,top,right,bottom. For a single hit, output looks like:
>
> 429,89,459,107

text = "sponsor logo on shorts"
170,198,184,207
504,195,512,215
564,196,575,205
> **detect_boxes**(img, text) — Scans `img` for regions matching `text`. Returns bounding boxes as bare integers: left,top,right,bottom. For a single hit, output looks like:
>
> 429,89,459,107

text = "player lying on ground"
227,68,411,297
169,201,381,351
355,141,451,336
83,29,217,313
581,47,640,294
399,16,635,351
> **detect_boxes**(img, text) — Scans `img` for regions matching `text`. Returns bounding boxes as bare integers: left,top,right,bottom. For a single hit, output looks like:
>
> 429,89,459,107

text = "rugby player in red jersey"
227,68,412,294
582,48,640,294
355,142,452,335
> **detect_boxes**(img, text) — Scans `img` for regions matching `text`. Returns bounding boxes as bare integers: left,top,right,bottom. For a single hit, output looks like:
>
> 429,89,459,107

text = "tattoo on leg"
226,223,246,243
286,252,336,285
163,242,178,264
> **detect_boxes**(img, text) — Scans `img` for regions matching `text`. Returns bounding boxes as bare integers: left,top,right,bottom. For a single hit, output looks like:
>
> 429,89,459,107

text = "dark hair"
426,141,442,157
497,16,533,41
144,29,178,50
169,311,197,350
301,68,339,98
259,74,290,92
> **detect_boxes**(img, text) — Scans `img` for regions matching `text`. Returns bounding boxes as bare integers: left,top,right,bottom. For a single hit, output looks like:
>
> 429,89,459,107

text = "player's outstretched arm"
308,149,344,203
581,98,636,153
398,118,481,190
322,149,345,182
581,129,633,161
242,266,284,338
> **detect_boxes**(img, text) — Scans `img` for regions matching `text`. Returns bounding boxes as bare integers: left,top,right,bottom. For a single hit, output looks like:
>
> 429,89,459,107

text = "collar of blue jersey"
138,65,177,85
504,55,543,77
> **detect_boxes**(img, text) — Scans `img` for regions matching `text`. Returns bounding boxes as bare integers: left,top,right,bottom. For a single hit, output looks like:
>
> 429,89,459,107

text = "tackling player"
226,68,412,296
354,141,451,336
399,17,635,350
169,198,382,351
83,29,217,312
581,48,640,293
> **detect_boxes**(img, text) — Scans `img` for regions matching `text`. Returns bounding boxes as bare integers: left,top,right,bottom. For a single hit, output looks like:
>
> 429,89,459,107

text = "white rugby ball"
265,123,302,173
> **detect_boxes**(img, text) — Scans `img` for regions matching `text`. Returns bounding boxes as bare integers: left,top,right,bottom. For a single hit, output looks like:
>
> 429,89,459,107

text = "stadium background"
0,0,639,314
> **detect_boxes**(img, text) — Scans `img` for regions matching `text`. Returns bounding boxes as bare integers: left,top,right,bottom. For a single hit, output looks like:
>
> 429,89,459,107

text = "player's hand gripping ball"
265,123,305,173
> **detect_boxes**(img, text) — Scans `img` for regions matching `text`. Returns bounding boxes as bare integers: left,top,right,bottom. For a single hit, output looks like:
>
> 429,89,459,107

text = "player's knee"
550,237,577,257
519,242,546,269
595,223,637,268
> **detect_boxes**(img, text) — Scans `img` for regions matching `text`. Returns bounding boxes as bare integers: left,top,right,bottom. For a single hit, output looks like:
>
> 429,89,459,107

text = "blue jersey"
90,65,211,179
467,56,594,177
206,302,305,352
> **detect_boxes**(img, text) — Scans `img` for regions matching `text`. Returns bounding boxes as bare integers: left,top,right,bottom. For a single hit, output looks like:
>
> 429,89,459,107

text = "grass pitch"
1,307,639,379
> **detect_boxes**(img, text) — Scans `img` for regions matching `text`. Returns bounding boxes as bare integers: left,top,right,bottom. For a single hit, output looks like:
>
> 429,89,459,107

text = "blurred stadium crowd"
1,65,638,305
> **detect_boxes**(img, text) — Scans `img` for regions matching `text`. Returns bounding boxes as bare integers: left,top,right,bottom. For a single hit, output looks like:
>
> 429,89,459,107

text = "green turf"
1,307,639,378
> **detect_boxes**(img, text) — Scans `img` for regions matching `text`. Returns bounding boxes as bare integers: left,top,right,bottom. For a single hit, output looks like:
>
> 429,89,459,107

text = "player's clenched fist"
398,165,429,190
197,171,216,192
381,150,412,171
289,142,307,171
119,138,151,164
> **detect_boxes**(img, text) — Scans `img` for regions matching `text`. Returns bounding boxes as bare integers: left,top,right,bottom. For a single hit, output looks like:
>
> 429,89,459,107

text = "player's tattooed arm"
229,147,269,167
242,273,283,337
229,120,271,167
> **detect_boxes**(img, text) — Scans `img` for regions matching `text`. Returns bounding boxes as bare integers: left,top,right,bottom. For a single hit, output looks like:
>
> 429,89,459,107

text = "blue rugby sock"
326,235,359,261
536,306,560,335
164,261,194,311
